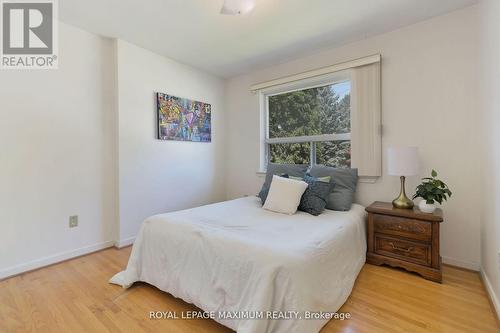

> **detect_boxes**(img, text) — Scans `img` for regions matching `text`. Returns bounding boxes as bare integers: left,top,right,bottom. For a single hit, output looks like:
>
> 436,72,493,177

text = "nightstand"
365,201,444,282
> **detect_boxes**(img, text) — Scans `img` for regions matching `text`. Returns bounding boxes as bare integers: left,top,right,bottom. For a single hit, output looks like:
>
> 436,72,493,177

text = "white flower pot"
419,200,436,213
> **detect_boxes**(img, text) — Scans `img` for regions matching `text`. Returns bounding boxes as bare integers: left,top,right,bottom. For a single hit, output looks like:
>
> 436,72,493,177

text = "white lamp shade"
220,0,255,15
387,146,419,176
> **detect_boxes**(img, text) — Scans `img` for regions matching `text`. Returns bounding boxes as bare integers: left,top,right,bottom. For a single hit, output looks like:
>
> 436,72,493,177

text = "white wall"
0,23,117,277
115,40,226,244
479,0,500,316
224,6,481,269
0,27,226,277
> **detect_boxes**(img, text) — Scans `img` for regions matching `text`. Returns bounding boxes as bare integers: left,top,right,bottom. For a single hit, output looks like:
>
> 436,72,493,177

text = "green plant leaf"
414,169,452,203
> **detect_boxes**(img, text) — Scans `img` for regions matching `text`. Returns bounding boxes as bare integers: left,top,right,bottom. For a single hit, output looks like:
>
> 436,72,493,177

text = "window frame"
259,70,352,172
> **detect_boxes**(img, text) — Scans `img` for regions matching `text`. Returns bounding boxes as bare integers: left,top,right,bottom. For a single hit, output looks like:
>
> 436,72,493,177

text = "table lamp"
387,146,419,209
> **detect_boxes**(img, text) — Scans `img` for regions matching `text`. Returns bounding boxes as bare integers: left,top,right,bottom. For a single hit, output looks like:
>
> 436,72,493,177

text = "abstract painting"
156,92,211,142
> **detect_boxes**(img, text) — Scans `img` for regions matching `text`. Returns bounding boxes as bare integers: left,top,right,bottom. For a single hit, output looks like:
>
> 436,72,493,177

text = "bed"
110,196,366,333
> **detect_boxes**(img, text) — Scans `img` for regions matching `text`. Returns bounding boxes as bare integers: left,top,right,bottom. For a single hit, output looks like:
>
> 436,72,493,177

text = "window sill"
358,176,379,184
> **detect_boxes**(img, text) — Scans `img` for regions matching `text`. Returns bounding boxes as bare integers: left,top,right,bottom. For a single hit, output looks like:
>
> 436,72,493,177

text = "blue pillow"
297,174,332,216
308,166,358,211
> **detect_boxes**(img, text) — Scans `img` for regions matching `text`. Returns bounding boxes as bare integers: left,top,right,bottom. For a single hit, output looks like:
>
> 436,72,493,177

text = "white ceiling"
59,0,478,78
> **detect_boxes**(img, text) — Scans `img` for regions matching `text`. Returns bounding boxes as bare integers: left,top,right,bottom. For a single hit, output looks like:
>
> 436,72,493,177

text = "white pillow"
263,175,309,215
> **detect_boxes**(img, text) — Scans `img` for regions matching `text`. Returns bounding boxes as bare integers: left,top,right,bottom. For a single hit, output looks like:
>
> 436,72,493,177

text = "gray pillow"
298,174,332,216
308,165,358,211
258,163,308,204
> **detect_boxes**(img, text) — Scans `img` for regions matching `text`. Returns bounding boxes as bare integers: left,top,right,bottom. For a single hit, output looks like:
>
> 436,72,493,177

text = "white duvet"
110,196,366,333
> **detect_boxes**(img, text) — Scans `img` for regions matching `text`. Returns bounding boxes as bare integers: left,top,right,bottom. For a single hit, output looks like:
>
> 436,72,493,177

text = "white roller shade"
350,62,382,176
250,54,380,92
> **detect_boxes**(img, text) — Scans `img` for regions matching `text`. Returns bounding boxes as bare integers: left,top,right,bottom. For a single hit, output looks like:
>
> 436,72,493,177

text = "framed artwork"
156,92,211,142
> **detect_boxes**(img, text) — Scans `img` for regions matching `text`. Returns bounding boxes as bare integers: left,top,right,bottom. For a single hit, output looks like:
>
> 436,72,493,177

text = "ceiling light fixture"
220,0,255,15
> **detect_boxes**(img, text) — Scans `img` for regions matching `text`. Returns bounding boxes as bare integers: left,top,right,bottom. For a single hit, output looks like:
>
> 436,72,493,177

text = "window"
265,80,351,168
256,55,381,177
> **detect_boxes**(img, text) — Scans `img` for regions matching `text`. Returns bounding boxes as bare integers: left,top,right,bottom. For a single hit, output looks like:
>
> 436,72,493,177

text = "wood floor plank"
0,247,497,333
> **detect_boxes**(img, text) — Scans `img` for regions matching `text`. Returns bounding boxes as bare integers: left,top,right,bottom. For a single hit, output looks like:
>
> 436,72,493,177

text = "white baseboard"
0,240,115,281
442,256,480,271
480,268,500,318
114,236,135,248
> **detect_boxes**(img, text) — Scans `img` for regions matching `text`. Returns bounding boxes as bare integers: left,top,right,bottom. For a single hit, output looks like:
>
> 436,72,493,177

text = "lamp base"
392,176,414,209
392,196,414,209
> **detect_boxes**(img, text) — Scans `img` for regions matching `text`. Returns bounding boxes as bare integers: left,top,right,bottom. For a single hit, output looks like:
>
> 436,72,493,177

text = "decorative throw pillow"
263,175,309,215
297,174,332,216
308,166,358,211
289,175,331,183
258,163,308,203
258,173,289,204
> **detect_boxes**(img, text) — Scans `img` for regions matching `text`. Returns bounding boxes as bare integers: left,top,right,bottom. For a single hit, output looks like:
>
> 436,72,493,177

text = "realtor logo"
1,0,58,69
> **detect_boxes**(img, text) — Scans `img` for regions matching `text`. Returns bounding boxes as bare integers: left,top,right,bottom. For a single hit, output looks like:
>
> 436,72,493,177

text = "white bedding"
110,196,366,333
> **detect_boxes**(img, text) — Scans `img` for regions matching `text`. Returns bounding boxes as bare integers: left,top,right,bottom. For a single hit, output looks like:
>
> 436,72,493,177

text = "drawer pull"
390,242,413,252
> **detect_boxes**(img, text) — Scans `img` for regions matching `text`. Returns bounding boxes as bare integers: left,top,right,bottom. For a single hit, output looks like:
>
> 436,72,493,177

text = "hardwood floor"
0,247,498,333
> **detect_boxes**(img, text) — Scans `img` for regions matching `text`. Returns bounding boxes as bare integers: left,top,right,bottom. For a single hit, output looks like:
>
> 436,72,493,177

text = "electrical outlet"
69,215,78,228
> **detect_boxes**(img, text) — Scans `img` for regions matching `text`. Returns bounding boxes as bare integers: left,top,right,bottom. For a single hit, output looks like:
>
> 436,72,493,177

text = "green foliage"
412,170,452,205
316,140,351,168
270,143,310,164
268,84,351,167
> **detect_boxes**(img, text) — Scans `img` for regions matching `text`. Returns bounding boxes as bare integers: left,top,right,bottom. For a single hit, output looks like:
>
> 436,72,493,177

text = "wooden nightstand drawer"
373,214,431,242
375,235,431,266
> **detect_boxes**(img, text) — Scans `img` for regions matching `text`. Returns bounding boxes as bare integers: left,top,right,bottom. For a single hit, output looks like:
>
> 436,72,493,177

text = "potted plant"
413,170,452,213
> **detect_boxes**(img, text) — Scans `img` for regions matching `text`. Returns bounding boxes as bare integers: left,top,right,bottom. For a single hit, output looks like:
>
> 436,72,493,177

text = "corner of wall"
480,268,500,318
111,38,121,245
479,0,500,320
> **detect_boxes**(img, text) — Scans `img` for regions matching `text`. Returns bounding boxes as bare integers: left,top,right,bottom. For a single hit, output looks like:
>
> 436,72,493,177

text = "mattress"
110,196,366,333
